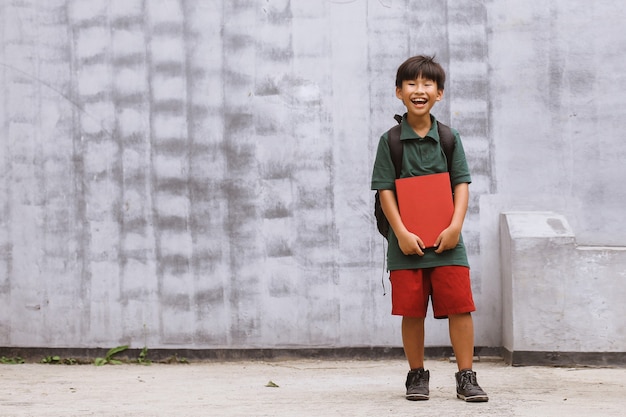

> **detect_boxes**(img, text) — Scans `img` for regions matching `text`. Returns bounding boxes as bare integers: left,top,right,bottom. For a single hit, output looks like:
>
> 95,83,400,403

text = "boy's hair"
395,55,446,90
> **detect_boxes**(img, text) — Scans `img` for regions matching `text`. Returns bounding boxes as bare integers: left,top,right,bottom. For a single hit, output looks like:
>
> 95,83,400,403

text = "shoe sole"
457,393,489,402
406,394,429,401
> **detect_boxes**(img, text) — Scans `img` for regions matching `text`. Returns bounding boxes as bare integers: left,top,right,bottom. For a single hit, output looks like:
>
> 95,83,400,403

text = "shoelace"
415,376,429,388
408,371,428,388
459,371,478,389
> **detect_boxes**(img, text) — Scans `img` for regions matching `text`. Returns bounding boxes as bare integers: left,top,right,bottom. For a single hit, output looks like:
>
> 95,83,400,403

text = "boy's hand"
434,226,460,253
397,231,425,256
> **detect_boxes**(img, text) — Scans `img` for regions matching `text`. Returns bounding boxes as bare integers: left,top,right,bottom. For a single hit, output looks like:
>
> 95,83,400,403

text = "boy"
371,55,488,402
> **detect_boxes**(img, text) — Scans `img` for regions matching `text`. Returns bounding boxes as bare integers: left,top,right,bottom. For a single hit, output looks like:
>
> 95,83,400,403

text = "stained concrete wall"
486,1,626,247
0,1,624,352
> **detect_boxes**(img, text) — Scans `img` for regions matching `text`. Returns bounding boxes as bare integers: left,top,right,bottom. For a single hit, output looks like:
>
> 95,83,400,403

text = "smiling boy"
371,55,488,402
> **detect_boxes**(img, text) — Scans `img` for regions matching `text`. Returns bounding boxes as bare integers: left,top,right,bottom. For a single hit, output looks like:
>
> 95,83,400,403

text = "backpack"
374,115,455,239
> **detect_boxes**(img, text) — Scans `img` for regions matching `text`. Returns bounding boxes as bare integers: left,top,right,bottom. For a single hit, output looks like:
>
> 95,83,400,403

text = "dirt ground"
1,359,625,416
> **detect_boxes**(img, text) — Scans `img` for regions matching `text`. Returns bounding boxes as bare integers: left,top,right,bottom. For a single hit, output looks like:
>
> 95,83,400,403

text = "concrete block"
500,211,626,365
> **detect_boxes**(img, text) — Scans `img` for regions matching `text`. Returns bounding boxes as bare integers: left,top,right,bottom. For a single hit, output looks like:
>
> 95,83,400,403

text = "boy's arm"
379,189,425,256
434,182,469,253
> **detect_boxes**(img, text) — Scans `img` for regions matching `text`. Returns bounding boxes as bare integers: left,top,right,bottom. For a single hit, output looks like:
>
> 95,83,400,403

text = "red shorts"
390,266,476,319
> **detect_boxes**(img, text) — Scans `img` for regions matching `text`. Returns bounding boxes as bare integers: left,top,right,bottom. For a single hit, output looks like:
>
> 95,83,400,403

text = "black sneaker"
405,368,430,401
455,369,489,402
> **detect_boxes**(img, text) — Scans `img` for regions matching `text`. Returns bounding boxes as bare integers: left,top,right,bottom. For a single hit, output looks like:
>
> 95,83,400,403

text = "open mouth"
411,98,427,105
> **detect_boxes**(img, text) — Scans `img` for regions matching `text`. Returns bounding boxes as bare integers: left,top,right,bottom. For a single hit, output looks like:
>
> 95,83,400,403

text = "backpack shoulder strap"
436,121,455,172
387,119,403,179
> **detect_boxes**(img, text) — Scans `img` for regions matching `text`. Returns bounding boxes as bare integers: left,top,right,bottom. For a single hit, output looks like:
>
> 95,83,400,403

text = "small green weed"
41,356,78,365
0,356,24,364
94,345,129,366
137,347,151,365
162,354,188,364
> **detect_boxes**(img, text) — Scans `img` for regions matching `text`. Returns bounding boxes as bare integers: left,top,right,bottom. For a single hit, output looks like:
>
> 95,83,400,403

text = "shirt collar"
399,113,440,142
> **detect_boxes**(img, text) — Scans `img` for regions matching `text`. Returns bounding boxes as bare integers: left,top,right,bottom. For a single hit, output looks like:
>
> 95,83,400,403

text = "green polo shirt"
371,114,472,270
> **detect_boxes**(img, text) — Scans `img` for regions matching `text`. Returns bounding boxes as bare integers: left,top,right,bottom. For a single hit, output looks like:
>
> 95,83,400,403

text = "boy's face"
395,76,443,119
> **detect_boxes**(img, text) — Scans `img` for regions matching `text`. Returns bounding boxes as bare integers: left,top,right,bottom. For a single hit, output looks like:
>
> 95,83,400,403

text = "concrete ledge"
0,346,502,363
503,349,626,367
500,211,626,365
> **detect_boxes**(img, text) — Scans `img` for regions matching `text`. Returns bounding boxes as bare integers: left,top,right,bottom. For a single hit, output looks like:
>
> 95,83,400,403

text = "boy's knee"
402,316,426,326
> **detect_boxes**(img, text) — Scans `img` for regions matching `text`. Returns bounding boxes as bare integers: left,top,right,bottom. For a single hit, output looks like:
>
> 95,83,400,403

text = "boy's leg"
430,266,476,370
390,269,430,370
402,316,426,370
449,311,488,402
402,316,429,400
431,266,488,402
390,269,431,401
448,312,474,370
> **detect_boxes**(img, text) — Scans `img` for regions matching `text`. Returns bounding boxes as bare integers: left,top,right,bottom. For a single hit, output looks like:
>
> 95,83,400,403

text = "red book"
395,173,454,248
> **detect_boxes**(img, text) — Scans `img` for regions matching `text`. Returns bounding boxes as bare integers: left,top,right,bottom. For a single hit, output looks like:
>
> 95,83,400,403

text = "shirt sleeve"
449,129,472,187
370,133,397,191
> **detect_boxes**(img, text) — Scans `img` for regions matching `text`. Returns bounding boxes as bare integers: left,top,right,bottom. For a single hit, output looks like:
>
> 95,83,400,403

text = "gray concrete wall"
0,0,624,352
487,1,626,246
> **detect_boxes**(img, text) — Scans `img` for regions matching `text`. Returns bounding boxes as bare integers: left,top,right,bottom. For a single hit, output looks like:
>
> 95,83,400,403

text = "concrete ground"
1,358,625,416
